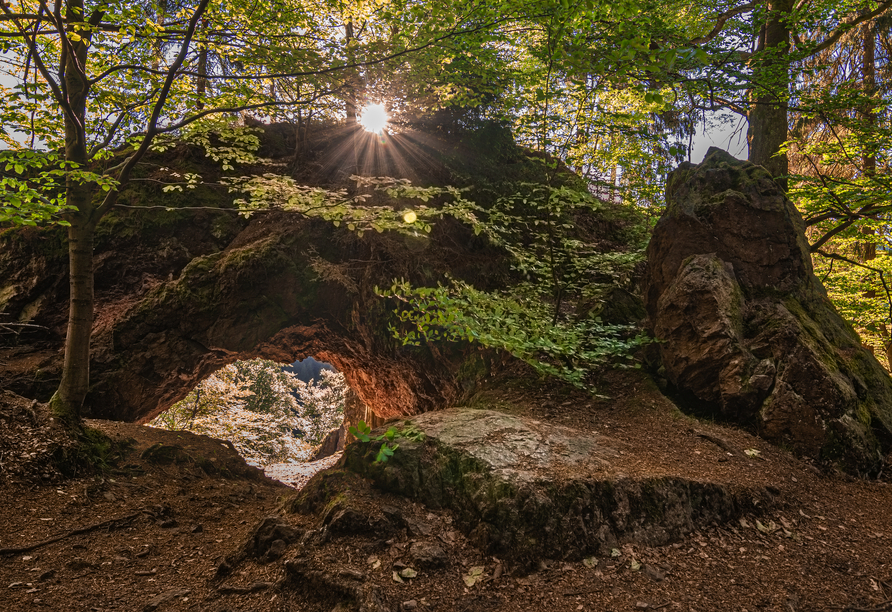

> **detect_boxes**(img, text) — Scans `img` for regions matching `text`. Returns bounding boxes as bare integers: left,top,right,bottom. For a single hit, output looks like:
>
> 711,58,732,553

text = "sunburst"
359,103,388,134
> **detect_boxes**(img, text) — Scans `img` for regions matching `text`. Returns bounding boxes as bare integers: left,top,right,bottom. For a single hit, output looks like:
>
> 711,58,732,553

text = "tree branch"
95,0,212,219
802,0,892,57
688,1,759,46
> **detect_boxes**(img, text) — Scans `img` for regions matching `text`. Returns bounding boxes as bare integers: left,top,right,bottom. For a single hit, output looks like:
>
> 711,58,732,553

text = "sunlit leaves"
227,173,477,235
377,180,648,389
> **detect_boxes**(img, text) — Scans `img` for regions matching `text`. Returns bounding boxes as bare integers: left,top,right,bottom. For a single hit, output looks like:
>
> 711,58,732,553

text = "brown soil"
2,369,892,612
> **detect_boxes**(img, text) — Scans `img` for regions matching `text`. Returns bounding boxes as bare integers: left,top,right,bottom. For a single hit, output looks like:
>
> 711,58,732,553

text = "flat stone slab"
345,408,771,565
410,408,618,479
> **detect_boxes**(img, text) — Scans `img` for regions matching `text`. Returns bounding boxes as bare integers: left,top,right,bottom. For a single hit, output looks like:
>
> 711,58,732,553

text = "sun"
359,103,388,134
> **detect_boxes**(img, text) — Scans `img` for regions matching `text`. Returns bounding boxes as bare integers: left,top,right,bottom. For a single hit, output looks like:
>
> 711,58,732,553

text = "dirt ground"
2,370,892,612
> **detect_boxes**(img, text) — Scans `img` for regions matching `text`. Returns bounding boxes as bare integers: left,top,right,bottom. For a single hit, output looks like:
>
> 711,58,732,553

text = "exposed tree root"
0,510,144,555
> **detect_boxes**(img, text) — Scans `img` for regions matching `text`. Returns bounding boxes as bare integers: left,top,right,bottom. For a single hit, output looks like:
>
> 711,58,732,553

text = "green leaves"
228,174,475,234
348,420,425,464
378,180,648,390
0,151,101,226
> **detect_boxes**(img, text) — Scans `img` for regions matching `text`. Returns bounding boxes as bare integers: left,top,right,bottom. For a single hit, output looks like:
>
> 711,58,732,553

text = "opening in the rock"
148,357,346,486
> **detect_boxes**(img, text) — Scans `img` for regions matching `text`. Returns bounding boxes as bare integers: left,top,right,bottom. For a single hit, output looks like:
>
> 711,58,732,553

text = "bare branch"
802,0,892,57
95,0,212,218
688,1,759,46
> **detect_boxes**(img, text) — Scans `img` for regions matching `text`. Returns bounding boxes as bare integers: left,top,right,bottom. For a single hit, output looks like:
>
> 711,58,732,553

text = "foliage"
348,419,425,463
813,246,892,370
3,0,891,426
227,174,479,233
149,360,345,466
379,180,649,389
292,369,349,447
780,12,892,367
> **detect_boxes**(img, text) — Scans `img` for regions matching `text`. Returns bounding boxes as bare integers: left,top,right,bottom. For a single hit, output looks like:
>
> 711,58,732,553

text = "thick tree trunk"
748,0,793,188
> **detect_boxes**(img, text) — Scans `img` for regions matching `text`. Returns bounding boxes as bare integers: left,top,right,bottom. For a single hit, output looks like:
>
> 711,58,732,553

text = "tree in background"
777,8,892,366
5,0,892,432
0,0,326,424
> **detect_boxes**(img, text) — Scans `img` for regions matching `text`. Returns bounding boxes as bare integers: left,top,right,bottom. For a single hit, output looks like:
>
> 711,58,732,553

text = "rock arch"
1,207,499,424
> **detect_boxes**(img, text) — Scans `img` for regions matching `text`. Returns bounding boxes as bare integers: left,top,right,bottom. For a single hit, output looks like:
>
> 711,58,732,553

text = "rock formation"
0,208,500,423
645,147,892,474
313,425,346,460
1,122,638,426
343,408,769,565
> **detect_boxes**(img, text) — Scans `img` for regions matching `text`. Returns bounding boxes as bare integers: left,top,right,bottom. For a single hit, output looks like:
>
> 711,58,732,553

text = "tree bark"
861,16,876,178
51,215,94,424
196,19,208,110
344,21,358,124
857,19,877,261
748,0,793,189
48,0,95,425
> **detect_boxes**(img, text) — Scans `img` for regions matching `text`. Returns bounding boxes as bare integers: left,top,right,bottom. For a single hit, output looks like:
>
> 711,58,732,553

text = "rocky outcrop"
0,209,506,423
1,122,639,425
313,425,346,460
344,408,769,565
645,147,892,474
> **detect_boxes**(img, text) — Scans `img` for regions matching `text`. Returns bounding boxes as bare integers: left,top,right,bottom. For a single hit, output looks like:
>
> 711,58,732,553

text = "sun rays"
359,103,388,134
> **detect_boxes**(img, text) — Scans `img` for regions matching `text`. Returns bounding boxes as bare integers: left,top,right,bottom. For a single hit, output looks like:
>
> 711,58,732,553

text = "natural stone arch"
1,207,501,424
94,212,501,423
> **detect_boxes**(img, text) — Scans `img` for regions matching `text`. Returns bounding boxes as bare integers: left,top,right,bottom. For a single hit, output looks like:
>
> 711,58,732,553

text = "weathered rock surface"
645,147,892,473
314,425,347,460
344,408,768,565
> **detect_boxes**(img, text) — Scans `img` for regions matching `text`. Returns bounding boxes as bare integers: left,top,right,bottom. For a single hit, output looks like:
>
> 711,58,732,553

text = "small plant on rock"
348,420,425,463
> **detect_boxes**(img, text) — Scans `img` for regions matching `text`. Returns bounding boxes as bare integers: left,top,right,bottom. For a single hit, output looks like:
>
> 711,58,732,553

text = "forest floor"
2,370,892,612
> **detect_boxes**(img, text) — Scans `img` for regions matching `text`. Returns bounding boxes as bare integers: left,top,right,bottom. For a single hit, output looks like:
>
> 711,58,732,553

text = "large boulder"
344,408,768,565
645,148,892,474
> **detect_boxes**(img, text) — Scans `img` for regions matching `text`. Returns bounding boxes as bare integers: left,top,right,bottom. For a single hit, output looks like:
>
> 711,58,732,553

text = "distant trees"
149,359,346,466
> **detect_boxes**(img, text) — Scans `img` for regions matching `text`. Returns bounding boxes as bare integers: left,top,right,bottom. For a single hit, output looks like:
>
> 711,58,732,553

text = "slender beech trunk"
53,211,95,424
48,0,210,426
861,17,876,178
344,21,358,124
49,0,94,425
858,19,877,261
748,0,793,188
196,19,208,110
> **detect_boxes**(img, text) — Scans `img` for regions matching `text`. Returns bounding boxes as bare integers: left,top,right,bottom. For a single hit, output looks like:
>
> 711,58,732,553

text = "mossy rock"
343,408,769,567
646,148,892,475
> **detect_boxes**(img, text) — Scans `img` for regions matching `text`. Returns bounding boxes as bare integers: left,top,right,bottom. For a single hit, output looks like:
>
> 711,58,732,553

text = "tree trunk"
861,17,876,178
50,215,94,423
196,19,208,110
49,0,94,425
344,21,358,124
748,0,793,189
858,19,877,261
